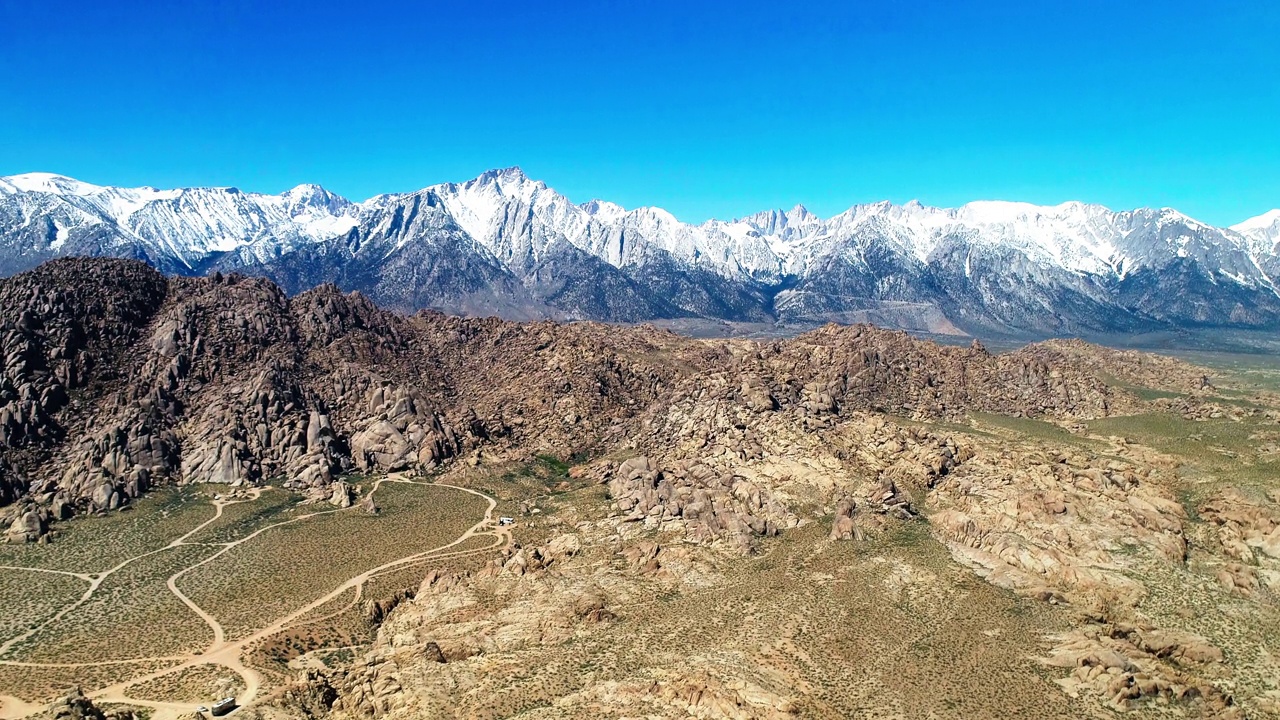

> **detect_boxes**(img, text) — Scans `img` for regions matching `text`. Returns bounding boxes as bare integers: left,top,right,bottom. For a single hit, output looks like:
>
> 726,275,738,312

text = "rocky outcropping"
1200,490,1280,565
1043,622,1236,716
0,258,1145,544
0,262,494,537
931,447,1189,605
42,688,137,720
607,456,794,553
1031,338,1217,395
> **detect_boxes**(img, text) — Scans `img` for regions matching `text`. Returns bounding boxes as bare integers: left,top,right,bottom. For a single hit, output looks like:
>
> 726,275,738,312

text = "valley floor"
0,477,505,719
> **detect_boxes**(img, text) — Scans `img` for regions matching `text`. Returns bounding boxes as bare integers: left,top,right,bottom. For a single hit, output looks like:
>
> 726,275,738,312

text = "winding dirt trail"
0,491,244,660
0,476,506,719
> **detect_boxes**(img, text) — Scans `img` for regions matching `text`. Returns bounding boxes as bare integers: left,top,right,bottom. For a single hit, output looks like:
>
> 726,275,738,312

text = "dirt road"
0,476,506,719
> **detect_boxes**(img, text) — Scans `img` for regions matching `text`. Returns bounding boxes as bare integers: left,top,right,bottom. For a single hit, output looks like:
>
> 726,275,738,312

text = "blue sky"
1,1,1277,225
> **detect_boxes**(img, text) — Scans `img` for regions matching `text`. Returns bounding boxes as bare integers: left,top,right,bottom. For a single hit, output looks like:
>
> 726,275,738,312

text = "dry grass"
7,544,218,663
176,481,487,641
963,376,1280,716
969,411,1100,447
10,351,1276,717
0,477,494,710
395,375,1280,719
0,486,211,573
286,585,361,627
632,524,1080,719
0,660,178,704
123,663,244,704
188,487,302,544
0,570,85,642
401,508,1088,720
249,606,370,675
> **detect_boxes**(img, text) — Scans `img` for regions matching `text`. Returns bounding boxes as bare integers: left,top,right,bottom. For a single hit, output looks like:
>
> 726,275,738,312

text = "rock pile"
42,688,136,720
607,456,795,553
710,325,1133,421
1200,489,1280,565
1032,338,1217,395
1044,622,1236,716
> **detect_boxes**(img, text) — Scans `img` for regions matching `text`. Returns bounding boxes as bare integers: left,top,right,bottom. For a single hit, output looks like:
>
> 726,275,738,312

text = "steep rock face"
0,262,442,531
3,170,1279,337
1114,256,1280,328
0,259,677,534
0,259,169,514
1234,210,1280,280
515,239,685,321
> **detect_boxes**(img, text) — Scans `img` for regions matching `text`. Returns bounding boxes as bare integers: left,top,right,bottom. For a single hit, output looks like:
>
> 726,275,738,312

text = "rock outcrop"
0,258,1144,542
42,688,136,720
607,456,793,553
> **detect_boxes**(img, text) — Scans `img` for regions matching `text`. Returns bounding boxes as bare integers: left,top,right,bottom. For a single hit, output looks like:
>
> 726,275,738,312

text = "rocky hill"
0,257,1136,539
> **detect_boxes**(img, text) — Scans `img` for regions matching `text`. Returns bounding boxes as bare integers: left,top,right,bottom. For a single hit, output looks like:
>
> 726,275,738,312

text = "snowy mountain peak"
283,183,327,197
431,166,561,249
2,172,106,196
280,183,349,213
1233,209,1280,234
744,204,818,231
1154,207,1198,224
957,200,1061,223
471,166,532,186
787,204,816,221
581,199,627,221
1231,210,1280,256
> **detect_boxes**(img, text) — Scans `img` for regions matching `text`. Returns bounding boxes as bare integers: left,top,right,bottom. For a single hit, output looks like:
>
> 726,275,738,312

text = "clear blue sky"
2,1,1277,225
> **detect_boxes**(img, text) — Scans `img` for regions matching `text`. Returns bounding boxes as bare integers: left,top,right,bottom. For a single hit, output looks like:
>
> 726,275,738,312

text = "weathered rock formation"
42,688,137,720
0,258,1146,542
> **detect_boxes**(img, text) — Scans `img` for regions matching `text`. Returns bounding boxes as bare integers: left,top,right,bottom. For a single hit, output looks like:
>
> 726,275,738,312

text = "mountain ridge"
2,168,1278,337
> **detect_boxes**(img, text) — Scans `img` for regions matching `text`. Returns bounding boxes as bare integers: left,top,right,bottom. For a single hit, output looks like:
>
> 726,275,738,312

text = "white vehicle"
498,516,514,526
211,697,237,716
196,707,208,713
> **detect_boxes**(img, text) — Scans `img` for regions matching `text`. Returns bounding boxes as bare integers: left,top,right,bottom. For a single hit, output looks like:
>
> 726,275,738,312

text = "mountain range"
2,167,1278,338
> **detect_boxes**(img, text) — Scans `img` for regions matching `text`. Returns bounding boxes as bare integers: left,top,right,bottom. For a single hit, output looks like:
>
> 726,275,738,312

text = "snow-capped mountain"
0,172,357,273
1233,210,1280,276
1,168,1278,336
